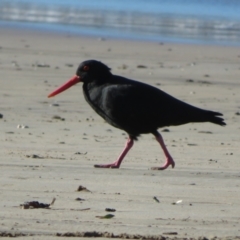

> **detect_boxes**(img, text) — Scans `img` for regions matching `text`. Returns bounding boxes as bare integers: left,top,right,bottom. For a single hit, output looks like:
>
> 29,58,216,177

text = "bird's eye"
83,65,90,71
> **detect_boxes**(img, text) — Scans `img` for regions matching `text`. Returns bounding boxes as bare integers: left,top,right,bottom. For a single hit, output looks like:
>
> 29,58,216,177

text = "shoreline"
1,20,240,47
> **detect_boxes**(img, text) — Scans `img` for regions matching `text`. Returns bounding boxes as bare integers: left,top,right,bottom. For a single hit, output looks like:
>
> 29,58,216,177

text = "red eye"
83,65,89,71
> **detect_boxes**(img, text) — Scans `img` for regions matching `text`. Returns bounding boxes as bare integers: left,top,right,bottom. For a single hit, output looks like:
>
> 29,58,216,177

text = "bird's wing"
100,78,198,132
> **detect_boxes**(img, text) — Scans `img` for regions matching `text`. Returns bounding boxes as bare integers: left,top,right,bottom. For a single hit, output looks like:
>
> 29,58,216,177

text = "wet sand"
0,28,240,239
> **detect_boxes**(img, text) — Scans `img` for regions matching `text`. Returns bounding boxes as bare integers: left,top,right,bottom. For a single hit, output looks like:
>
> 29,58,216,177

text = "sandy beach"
0,28,240,239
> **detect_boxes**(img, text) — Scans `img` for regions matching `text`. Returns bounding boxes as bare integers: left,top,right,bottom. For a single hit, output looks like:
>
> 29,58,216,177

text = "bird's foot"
94,163,120,169
151,157,175,170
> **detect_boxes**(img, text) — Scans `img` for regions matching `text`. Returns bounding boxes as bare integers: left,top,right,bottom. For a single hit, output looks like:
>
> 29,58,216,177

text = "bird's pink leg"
151,132,175,170
94,138,134,169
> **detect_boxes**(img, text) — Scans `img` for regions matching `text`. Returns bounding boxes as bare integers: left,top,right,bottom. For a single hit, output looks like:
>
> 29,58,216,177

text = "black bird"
48,60,226,170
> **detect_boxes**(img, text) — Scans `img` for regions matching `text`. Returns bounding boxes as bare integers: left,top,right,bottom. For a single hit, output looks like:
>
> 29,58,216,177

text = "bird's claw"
151,158,175,170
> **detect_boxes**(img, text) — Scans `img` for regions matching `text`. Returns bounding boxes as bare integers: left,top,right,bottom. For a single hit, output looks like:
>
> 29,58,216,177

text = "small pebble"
162,128,170,132
36,63,50,68
49,103,60,107
75,198,85,201
65,63,73,67
52,115,65,121
105,208,116,212
75,152,87,155
137,65,147,68
17,124,29,129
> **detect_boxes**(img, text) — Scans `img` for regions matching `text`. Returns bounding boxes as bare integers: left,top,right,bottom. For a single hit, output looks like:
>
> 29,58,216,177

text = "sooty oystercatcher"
48,60,226,170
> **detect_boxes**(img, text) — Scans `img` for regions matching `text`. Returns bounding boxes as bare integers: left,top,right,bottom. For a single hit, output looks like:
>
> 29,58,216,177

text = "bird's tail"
197,110,226,126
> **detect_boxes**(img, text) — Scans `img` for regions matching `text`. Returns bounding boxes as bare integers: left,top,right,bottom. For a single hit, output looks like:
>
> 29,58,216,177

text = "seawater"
0,0,240,45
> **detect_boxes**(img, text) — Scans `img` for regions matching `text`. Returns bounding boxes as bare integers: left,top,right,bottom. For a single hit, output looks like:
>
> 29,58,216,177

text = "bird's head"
48,60,111,98
77,60,111,82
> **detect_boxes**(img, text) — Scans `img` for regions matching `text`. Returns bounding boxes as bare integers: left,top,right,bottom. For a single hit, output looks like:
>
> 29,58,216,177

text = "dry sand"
0,28,240,239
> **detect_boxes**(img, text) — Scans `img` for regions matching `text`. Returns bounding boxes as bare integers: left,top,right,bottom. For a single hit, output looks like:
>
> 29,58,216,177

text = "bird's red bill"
48,75,80,98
